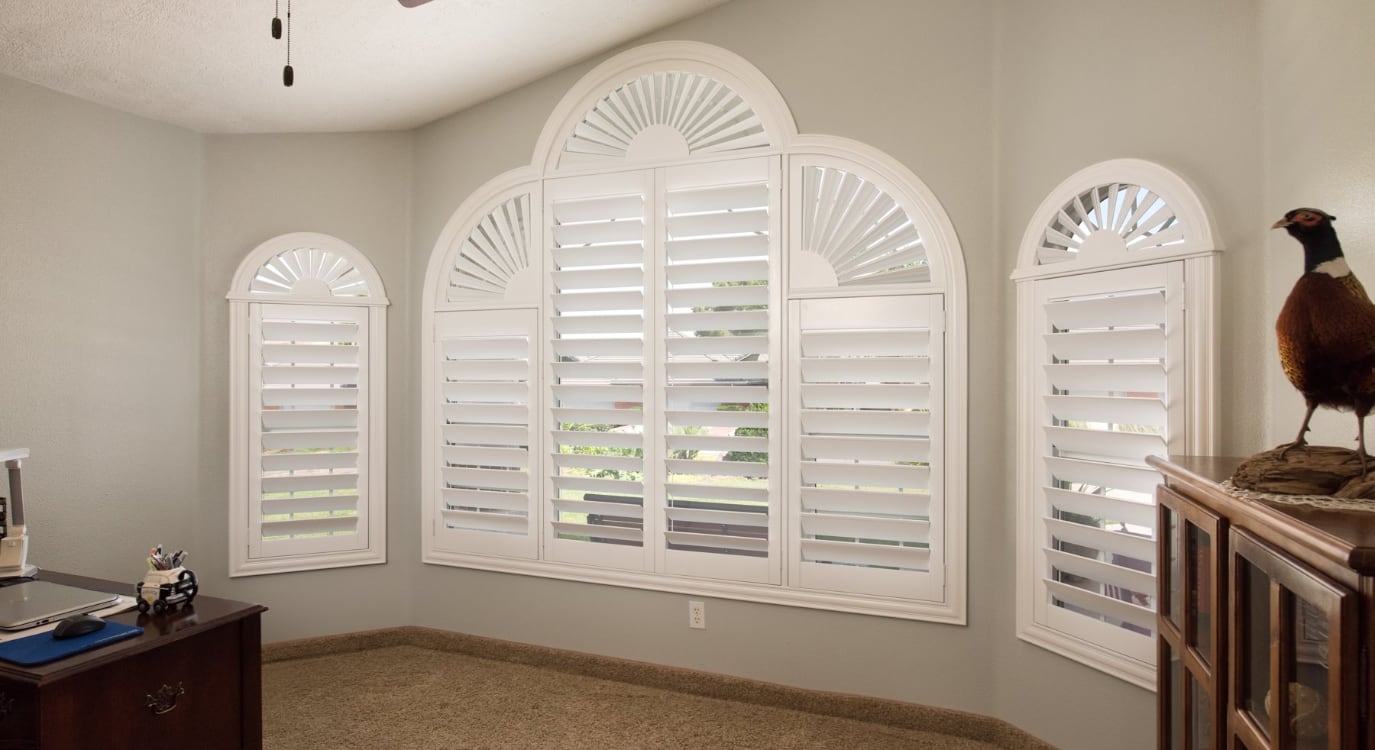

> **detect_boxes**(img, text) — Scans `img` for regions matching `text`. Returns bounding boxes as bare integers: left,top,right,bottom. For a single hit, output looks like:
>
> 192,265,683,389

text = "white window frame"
421,42,968,623
228,232,389,577
1011,158,1221,688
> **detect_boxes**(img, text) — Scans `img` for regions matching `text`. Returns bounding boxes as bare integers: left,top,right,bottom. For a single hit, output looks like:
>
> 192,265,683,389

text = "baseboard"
264,626,1057,750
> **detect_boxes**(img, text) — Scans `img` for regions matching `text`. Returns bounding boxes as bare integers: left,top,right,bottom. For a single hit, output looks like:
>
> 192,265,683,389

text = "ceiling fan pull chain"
283,0,294,87
271,0,282,39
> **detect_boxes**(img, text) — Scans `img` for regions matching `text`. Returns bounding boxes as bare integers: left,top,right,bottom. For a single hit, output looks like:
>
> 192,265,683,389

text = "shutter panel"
250,303,369,558
790,294,943,601
660,158,779,583
433,309,538,559
545,172,652,570
1032,262,1183,664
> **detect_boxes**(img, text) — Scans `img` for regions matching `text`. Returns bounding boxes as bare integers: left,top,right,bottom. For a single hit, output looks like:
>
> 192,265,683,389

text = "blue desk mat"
0,621,142,666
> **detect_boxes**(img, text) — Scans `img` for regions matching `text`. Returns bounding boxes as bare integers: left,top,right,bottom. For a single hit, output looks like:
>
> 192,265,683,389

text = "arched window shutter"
228,233,389,577
423,42,969,624
1012,158,1221,688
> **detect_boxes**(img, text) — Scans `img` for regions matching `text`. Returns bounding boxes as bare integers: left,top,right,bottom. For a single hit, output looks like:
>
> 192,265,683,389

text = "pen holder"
136,567,198,615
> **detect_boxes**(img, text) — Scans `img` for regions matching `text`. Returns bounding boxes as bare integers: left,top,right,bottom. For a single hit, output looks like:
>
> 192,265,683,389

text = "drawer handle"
145,682,185,715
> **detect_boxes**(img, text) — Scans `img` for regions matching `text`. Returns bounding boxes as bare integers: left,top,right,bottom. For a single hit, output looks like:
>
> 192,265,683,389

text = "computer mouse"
53,614,106,640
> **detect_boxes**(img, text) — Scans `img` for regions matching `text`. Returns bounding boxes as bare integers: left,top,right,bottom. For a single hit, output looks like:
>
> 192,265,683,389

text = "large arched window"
1011,159,1221,686
421,42,968,622
228,232,389,577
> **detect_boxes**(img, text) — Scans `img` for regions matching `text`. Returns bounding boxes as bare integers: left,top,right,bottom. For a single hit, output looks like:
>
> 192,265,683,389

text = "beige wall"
3,2,1374,749
0,75,203,576
408,0,1004,723
196,133,418,638
1261,0,1375,449
991,1,1264,746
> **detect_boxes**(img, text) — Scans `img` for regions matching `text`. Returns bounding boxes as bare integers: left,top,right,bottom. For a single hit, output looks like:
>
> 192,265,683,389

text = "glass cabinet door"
1229,529,1356,750
1157,488,1223,750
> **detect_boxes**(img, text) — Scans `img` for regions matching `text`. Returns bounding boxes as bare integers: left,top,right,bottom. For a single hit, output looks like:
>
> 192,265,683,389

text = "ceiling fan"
398,0,438,6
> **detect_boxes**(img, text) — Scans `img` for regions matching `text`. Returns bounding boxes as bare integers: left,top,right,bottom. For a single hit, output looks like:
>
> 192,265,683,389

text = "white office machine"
0,449,36,579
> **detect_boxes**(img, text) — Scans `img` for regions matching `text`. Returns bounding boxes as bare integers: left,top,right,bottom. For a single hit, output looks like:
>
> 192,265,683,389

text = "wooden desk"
0,571,266,749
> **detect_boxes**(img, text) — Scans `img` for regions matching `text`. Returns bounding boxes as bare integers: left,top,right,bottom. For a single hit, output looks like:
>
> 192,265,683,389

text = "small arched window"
227,232,389,576
1011,159,1221,687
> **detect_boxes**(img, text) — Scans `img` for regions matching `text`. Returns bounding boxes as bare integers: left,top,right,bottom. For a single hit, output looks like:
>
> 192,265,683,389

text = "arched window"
1011,159,1221,686
421,42,968,622
228,232,389,576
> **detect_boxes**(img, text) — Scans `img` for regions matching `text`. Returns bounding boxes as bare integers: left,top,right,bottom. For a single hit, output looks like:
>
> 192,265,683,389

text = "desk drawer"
41,623,245,748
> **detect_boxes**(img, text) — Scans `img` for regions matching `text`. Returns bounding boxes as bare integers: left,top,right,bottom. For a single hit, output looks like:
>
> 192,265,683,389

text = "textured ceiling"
0,0,729,134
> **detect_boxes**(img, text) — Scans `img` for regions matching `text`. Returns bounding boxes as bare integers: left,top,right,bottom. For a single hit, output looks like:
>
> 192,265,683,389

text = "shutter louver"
251,304,368,557
661,159,777,582
545,174,651,569
792,295,943,601
433,309,537,558
1033,264,1182,663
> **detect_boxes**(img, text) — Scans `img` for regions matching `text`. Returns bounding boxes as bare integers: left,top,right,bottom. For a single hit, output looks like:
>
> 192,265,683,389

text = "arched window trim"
422,42,968,624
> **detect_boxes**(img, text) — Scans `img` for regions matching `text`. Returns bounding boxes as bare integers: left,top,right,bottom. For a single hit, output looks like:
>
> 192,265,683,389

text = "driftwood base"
1230,445,1375,499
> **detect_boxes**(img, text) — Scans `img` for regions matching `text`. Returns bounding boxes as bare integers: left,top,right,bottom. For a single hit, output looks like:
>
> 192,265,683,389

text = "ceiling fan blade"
398,0,436,7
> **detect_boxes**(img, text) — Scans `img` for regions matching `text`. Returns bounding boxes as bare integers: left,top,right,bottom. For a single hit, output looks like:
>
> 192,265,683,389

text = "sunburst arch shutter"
558,71,772,168
1014,158,1220,274
789,159,933,289
229,233,388,576
445,192,537,304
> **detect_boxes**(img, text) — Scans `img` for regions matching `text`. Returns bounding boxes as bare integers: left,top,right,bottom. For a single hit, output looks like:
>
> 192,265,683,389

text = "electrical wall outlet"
688,600,706,629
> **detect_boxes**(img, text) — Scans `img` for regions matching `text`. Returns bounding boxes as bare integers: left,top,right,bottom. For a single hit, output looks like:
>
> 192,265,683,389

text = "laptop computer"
0,580,120,631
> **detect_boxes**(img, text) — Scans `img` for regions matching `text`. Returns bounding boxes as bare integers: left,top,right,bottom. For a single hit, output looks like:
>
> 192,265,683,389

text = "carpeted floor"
262,627,1057,750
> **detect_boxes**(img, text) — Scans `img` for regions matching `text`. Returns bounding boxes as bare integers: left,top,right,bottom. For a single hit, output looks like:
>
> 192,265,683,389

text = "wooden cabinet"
1152,456,1374,750
0,571,266,749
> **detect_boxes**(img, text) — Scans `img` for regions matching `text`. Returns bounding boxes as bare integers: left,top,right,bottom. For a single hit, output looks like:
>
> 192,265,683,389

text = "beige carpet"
263,627,1057,750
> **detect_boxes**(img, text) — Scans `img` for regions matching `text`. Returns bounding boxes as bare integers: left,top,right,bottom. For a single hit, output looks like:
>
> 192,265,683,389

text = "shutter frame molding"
1011,159,1220,689
229,233,389,577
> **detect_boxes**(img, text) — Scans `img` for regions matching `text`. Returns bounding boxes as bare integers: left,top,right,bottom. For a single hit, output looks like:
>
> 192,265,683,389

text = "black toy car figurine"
136,567,199,614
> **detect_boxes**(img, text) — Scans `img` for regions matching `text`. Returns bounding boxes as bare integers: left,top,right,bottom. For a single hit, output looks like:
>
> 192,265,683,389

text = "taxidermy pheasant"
1274,207,1375,473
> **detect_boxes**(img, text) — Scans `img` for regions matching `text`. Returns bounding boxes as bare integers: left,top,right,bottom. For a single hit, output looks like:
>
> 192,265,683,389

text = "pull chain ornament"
271,1,281,39
282,0,294,87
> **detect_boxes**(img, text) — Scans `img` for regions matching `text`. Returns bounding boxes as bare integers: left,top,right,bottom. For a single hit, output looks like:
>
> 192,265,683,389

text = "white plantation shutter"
251,304,369,557
790,295,943,601
229,233,387,577
432,309,538,559
661,158,779,583
1031,263,1183,667
544,172,652,569
423,43,970,623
